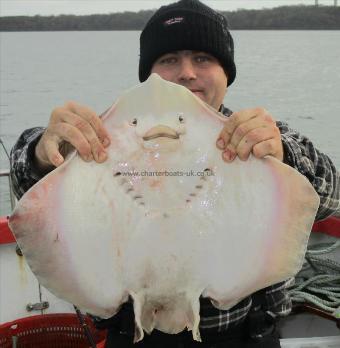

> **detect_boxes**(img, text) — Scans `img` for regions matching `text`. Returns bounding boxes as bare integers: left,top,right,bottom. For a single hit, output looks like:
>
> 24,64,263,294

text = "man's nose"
178,59,197,81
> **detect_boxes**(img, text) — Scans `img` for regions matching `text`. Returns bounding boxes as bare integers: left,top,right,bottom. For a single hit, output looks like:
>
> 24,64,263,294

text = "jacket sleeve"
263,279,294,317
277,121,340,221
10,127,47,199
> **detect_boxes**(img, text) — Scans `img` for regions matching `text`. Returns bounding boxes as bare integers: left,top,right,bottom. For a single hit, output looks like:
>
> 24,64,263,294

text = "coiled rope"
288,239,340,318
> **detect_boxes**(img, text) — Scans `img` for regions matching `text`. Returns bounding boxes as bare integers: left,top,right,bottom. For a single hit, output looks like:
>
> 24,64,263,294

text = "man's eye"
195,55,211,63
159,57,177,64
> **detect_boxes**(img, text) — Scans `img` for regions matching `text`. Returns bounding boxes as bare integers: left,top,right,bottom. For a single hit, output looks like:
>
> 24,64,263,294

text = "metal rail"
0,169,16,211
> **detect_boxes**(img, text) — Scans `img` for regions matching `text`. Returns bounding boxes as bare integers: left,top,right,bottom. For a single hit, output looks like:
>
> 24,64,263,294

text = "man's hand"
216,107,283,162
35,101,111,170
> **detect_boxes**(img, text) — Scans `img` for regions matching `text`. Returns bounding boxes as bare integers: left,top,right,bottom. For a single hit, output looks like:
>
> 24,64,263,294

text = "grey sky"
0,0,336,17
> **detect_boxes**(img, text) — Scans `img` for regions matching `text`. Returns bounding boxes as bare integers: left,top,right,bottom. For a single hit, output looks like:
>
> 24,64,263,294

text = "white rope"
288,240,340,318
306,240,340,255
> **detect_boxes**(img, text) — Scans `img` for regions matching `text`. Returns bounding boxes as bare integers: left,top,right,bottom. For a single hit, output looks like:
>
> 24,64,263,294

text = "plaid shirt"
9,105,340,331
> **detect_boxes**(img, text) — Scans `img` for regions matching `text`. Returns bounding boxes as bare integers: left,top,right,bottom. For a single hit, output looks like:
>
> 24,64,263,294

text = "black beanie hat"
139,0,236,86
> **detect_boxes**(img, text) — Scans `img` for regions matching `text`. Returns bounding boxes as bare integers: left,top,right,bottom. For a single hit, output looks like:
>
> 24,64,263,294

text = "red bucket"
0,314,106,348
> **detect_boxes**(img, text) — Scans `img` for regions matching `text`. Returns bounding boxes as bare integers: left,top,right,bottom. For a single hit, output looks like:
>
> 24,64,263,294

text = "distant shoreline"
1,29,340,32
1,5,340,31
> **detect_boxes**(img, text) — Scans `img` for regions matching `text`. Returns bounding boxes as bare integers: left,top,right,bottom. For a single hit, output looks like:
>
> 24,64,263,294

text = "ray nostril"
133,195,142,200
126,187,134,193
114,172,121,177
189,193,196,197
178,114,184,123
195,185,203,189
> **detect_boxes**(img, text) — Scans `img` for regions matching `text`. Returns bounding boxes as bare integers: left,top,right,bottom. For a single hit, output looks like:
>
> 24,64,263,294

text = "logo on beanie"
164,17,184,26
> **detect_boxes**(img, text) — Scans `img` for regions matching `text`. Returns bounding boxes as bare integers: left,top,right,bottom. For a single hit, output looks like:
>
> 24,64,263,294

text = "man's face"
151,50,228,110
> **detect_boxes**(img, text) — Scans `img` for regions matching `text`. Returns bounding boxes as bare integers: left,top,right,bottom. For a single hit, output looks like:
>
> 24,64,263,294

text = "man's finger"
57,110,107,162
216,122,231,149
217,109,262,149
51,123,94,162
228,117,267,151
65,101,111,147
44,138,65,167
252,138,283,161
236,127,274,161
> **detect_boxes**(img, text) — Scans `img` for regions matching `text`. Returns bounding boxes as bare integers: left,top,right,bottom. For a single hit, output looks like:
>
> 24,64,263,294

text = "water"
1,31,340,214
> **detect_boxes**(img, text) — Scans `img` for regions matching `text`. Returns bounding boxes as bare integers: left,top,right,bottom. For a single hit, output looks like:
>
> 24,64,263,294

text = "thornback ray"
9,74,319,342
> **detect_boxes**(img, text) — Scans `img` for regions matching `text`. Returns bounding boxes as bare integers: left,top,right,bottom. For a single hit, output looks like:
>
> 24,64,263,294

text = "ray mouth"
143,125,181,142
143,133,180,141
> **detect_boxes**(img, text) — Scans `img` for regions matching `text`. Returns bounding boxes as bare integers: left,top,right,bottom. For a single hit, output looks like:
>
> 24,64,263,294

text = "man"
10,0,340,347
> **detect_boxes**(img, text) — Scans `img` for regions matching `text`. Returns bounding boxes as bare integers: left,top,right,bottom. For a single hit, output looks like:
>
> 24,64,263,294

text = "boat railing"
0,168,16,211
